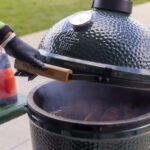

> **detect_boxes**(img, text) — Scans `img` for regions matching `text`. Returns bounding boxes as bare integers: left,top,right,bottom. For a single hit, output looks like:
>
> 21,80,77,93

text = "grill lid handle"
14,59,112,83
15,59,73,83
91,0,133,14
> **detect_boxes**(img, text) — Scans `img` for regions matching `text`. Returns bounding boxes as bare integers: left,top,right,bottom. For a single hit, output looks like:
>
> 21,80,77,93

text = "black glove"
0,24,43,68
15,70,37,81
0,25,44,80
5,36,44,69
5,36,44,81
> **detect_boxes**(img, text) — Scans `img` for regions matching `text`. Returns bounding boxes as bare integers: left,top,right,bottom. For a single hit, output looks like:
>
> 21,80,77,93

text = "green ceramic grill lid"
39,0,150,89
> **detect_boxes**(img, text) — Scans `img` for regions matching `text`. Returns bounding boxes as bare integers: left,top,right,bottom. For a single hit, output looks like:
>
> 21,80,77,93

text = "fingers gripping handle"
15,59,72,82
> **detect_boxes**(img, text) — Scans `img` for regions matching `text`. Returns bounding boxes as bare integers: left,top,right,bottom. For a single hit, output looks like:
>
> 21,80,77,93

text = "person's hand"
5,36,44,81
0,24,44,80
5,36,44,69
15,70,37,81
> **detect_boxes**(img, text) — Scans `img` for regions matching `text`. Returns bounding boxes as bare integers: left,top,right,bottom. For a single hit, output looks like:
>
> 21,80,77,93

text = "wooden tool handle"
15,59,72,82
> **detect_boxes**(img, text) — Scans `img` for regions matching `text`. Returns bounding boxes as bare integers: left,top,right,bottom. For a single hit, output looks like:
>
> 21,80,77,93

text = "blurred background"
0,0,148,36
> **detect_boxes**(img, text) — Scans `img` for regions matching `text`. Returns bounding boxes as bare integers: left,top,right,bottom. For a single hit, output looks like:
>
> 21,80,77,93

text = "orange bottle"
0,46,17,106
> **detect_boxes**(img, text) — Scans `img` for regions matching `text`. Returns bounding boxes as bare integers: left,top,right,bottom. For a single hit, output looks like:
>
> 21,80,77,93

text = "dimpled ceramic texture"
39,10,150,70
30,121,150,150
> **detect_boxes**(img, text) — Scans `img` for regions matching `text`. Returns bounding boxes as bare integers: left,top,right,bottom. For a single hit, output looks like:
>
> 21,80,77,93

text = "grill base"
30,120,150,150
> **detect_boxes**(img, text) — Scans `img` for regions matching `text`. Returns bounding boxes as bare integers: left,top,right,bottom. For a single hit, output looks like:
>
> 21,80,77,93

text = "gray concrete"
0,115,31,150
132,2,150,28
1,2,150,150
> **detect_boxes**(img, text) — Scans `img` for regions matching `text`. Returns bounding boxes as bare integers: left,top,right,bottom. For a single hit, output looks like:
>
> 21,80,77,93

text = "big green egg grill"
26,0,150,150
38,0,150,89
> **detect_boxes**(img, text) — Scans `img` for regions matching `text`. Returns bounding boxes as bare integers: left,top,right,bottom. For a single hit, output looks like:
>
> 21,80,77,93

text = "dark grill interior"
33,81,150,122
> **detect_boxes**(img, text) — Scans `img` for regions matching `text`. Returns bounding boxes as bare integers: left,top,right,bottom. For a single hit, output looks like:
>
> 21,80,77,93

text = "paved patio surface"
0,3,150,150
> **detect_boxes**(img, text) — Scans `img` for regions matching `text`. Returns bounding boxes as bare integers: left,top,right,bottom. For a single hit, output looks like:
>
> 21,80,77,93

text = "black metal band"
69,67,113,83
39,50,150,89
91,0,133,14
69,73,150,89
0,25,14,45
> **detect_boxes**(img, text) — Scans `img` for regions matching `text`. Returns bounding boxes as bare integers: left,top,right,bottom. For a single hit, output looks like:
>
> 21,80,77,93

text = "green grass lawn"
134,0,149,5
0,0,149,36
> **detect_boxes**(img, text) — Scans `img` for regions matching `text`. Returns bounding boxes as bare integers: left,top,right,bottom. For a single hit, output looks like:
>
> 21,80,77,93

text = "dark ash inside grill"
33,81,150,122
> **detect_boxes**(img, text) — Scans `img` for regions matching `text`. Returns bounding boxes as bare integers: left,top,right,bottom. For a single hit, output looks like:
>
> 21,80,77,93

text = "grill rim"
27,81,150,139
